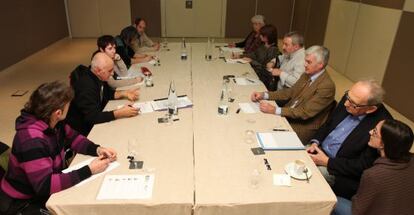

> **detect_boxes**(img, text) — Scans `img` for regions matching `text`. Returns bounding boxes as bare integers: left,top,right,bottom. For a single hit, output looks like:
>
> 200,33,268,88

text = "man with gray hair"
229,15,265,53
306,80,393,200
266,31,305,90
251,45,336,143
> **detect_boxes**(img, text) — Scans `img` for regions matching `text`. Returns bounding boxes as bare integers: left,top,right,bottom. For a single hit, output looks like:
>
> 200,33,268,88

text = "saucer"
284,162,312,180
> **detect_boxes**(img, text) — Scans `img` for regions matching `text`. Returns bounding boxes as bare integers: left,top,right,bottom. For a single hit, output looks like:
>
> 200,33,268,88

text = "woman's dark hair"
97,35,115,50
24,81,74,124
259,24,278,45
381,119,414,162
120,26,139,46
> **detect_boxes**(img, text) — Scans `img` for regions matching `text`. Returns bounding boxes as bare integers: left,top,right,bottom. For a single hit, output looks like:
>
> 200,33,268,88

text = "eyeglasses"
345,91,373,109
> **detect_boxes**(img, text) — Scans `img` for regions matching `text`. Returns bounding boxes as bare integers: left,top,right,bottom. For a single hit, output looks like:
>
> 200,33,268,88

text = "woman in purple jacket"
0,81,117,215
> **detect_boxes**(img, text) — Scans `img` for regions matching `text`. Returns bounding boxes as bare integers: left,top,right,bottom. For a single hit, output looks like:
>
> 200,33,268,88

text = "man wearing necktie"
306,80,393,200
251,45,336,143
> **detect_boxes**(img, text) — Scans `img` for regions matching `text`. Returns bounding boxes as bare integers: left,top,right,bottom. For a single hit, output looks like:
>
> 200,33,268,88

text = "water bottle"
167,80,178,115
181,38,187,60
205,37,212,61
218,80,229,115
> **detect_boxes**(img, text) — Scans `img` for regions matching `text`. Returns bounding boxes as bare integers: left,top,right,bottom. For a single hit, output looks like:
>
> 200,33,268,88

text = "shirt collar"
309,69,325,83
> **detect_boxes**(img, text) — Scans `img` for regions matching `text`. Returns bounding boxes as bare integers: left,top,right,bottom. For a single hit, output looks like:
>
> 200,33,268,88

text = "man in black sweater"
66,52,140,136
306,80,393,199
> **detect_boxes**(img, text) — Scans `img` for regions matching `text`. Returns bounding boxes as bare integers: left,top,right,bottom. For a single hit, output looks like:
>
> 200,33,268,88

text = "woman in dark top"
115,26,154,68
228,15,265,54
333,119,414,215
233,24,280,90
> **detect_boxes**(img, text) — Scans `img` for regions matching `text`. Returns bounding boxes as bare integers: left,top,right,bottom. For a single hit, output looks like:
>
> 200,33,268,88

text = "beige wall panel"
324,0,360,74
193,0,224,37
345,4,401,84
67,0,101,37
99,0,131,36
404,0,414,12
164,0,224,37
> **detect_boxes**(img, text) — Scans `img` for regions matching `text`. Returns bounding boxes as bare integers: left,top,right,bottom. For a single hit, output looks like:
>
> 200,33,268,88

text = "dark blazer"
66,69,116,136
312,95,393,199
269,71,336,143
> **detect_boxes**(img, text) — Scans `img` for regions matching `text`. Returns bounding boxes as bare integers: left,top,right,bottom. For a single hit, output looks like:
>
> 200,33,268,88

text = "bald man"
67,53,140,136
306,80,393,200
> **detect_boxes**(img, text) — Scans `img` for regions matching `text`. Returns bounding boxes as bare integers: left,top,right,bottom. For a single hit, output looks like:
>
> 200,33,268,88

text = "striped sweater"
0,111,99,200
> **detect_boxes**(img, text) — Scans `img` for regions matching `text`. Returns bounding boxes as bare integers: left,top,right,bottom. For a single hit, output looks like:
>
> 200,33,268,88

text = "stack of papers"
220,47,244,53
238,102,260,113
224,58,249,64
234,77,261,85
62,157,120,187
256,131,304,150
151,96,193,111
96,174,155,200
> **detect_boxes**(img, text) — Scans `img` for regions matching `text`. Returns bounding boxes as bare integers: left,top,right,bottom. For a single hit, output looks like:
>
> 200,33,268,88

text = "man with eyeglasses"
306,80,393,201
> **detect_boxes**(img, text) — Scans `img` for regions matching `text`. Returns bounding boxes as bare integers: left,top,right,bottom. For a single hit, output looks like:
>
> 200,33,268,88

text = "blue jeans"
332,196,352,215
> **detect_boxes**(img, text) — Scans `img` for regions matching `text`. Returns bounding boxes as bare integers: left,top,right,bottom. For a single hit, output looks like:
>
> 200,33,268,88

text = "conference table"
46,43,337,215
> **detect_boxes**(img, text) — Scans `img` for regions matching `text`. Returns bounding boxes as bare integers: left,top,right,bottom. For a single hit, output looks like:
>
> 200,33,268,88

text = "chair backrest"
0,141,10,179
69,64,89,87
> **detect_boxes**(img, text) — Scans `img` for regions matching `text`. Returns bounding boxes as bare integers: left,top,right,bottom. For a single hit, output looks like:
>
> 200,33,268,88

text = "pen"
154,95,187,101
246,78,255,83
264,158,272,170
236,108,241,114
273,128,289,131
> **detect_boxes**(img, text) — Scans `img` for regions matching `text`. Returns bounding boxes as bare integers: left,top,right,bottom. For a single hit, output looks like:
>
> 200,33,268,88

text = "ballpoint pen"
272,128,289,131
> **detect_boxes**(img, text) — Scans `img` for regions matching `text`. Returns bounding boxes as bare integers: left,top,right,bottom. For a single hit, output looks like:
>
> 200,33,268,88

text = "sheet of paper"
224,58,249,64
151,96,193,111
234,77,261,86
96,174,155,200
273,174,291,186
62,157,120,187
220,47,244,53
239,102,260,113
116,102,153,114
256,131,304,150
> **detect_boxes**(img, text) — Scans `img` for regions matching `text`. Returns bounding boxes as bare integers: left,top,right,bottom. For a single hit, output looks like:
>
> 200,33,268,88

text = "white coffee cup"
293,160,306,176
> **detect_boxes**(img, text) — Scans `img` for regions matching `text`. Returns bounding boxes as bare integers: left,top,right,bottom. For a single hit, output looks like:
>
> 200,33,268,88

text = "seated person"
228,15,265,54
0,81,116,215
132,17,160,53
306,80,392,200
233,24,280,90
94,35,143,89
66,53,140,136
266,31,305,90
332,119,414,215
251,45,335,143
115,26,154,68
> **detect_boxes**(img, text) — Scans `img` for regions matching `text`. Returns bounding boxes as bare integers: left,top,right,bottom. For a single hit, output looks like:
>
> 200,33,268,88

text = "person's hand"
97,147,117,162
306,143,319,154
251,91,264,102
114,53,121,61
309,146,329,166
242,57,252,63
259,101,276,114
272,68,282,77
228,42,235,48
125,88,140,101
114,105,139,118
88,155,110,175
135,76,143,83
266,61,275,70
143,55,153,62
153,42,160,51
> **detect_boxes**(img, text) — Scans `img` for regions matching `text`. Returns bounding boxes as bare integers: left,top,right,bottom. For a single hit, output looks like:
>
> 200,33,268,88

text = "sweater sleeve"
64,124,99,156
351,170,378,215
17,138,92,197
